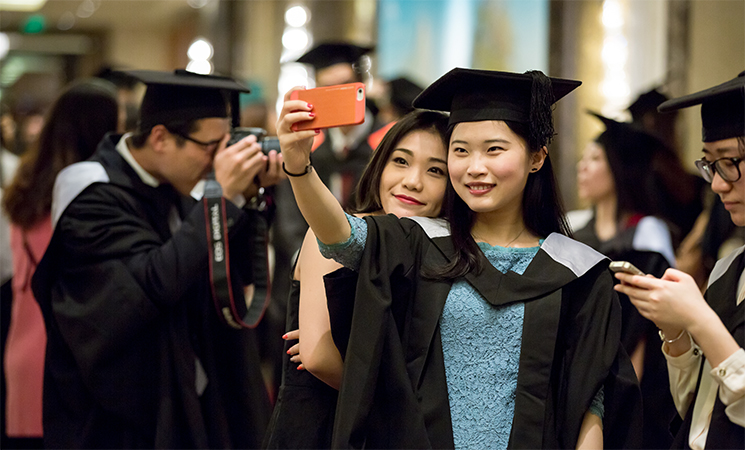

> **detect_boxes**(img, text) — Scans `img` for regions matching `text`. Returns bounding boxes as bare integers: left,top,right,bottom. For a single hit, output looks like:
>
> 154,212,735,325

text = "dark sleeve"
331,215,420,448
558,265,642,449
323,267,359,359
49,185,252,374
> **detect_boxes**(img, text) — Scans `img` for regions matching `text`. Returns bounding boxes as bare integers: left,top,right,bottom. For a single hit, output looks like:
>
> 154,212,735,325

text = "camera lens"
260,137,281,154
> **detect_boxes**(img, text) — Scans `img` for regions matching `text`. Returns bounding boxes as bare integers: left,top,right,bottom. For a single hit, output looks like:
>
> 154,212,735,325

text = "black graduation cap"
589,111,664,168
413,68,580,125
121,69,250,132
412,68,580,149
627,88,669,123
658,71,745,142
387,77,424,115
296,43,374,71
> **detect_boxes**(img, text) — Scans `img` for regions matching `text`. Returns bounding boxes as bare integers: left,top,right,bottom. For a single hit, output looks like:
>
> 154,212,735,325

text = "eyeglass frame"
694,156,743,183
165,127,223,153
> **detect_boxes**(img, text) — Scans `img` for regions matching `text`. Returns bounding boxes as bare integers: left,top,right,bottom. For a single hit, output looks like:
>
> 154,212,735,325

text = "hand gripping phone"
609,261,645,276
290,82,366,131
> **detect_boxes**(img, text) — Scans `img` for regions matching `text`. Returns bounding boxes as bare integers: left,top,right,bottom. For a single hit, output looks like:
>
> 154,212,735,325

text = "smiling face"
702,137,745,226
576,141,616,204
378,130,448,218
160,117,229,195
448,120,543,219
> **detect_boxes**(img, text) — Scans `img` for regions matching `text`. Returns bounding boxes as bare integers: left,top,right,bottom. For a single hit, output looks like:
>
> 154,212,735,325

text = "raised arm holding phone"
614,72,745,450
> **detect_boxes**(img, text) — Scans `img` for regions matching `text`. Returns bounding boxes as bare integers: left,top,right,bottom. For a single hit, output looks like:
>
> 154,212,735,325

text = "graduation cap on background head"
627,88,669,123
121,69,250,132
296,42,374,71
387,77,424,115
658,71,745,142
588,111,665,169
413,68,581,148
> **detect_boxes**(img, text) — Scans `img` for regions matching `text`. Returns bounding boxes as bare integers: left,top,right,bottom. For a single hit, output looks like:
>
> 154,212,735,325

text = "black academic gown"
330,215,642,449
671,246,745,450
32,134,271,449
574,215,678,448
263,275,339,449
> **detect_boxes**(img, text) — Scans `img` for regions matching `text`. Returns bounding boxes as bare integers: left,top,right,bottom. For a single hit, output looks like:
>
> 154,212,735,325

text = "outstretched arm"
277,87,350,245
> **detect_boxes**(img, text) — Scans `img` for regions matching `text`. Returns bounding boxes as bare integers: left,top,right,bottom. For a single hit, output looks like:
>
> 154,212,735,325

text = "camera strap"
203,172,266,329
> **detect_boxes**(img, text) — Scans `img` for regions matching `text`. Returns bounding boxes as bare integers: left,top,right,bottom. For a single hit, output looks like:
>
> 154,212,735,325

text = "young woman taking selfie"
276,68,641,449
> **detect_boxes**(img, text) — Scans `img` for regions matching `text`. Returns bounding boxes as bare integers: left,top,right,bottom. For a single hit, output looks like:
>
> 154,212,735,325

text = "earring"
531,168,538,172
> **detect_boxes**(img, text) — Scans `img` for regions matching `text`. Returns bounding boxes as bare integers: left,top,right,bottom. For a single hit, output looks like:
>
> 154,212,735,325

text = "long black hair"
3,78,118,229
350,109,449,214
433,71,571,279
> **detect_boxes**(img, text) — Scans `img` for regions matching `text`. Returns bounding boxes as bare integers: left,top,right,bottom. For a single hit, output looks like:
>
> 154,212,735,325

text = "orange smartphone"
290,83,366,131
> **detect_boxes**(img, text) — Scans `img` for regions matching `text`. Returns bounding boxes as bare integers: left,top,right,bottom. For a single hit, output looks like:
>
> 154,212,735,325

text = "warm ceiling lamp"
0,0,48,11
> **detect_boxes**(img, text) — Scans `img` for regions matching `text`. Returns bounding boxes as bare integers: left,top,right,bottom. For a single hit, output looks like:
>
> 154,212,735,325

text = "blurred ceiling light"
282,28,309,51
0,0,47,11
187,0,211,9
187,38,214,61
601,77,630,100
285,5,310,27
76,0,96,18
0,33,9,60
601,35,628,68
186,60,213,75
602,0,624,29
57,11,76,31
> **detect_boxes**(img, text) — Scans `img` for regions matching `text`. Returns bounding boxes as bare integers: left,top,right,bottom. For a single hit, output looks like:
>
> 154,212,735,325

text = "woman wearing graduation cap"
616,72,745,450
573,113,678,448
277,68,640,449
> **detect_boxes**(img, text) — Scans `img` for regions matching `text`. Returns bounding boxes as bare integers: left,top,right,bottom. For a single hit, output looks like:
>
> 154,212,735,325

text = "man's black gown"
328,215,642,449
32,134,271,448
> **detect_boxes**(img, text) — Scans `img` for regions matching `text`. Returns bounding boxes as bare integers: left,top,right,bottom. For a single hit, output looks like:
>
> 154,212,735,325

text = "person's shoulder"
403,216,450,239
52,161,111,228
632,216,676,266
708,244,745,289
541,233,608,278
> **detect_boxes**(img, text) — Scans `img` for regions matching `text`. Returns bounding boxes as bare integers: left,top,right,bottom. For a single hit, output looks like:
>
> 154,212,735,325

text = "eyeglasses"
167,128,222,153
695,157,743,183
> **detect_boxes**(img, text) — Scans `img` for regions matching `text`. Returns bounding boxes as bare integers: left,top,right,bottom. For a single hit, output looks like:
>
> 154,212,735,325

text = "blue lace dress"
320,215,603,449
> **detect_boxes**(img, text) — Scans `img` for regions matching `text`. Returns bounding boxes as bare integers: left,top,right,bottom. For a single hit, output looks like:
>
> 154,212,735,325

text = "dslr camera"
228,127,281,154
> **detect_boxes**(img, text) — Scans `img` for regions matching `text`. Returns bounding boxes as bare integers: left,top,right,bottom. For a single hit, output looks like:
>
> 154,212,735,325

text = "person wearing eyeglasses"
615,72,745,450
29,70,283,449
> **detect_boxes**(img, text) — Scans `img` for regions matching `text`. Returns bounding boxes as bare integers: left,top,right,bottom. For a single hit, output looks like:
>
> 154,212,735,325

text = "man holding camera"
31,70,282,448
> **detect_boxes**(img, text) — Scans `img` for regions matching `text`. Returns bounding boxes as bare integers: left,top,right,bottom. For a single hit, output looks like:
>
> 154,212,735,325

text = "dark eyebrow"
451,138,511,145
393,148,446,165
702,145,741,157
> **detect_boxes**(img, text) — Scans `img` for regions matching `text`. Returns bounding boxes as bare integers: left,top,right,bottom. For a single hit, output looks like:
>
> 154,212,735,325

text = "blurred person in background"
366,76,424,150
615,71,745,450
95,66,143,133
628,88,705,248
0,102,21,448
2,78,120,449
30,70,279,449
572,113,678,449
264,110,449,449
